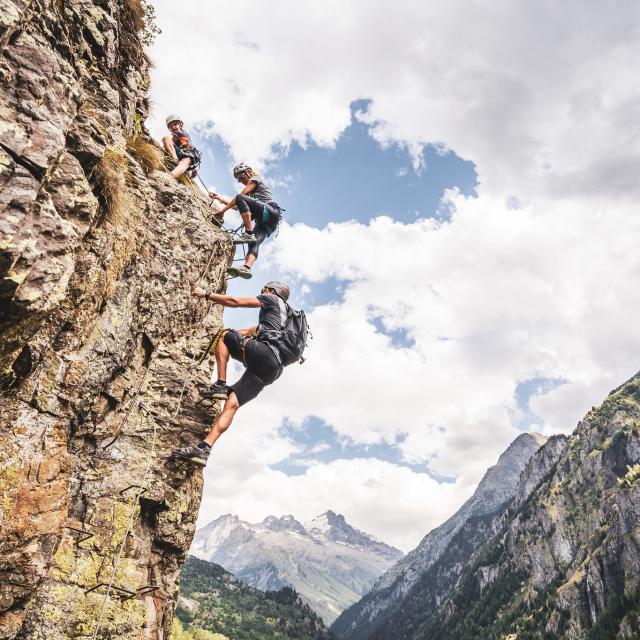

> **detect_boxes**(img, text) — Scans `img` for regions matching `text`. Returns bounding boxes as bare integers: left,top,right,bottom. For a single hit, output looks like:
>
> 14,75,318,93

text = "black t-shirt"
256,294,288,335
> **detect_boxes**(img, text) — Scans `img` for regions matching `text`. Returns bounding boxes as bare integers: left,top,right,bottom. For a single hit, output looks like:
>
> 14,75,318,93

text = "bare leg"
244,253,257,269
204,392,240,447
240,211,254,233
170,157,192,178
162,136,178,160
215,331,231,381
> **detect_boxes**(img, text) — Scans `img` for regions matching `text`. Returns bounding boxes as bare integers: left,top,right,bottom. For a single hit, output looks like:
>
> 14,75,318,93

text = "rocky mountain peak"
306,510,346,532
473,432,548,513
332,432,547,640
191,511,403,623
262,514,307,534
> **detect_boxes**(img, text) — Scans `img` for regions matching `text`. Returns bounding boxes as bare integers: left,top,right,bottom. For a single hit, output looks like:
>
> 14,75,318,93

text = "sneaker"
227,265,252,279
172,443,211,466
233,232,257,244
200,383,229,400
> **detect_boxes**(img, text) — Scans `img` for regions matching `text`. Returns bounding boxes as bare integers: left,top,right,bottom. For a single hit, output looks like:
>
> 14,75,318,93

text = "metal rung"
119,484,148,496
125,585,162,601
180,426,209,436
85,582,135,599
84,583,162,601
65,525,95,545
3,580,37,589
138,403,152,415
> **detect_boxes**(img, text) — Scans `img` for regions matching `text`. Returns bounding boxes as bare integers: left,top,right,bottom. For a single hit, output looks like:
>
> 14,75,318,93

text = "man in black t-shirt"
172,281,291,467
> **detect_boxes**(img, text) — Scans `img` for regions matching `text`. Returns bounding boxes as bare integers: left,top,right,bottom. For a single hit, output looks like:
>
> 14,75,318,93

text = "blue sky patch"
270,416,455,482
368,315,415,349
191,99,477,229
513,377,568,430
191,100,477,330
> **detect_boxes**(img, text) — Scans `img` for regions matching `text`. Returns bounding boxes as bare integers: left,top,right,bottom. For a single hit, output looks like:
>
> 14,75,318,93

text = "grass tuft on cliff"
127,134,164,175
92,148,130,225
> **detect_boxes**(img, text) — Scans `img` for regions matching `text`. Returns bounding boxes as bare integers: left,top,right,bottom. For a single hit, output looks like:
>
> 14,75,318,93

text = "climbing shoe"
233,231,257,244
200,383,229,400
172,442,211,466
227,265,252,279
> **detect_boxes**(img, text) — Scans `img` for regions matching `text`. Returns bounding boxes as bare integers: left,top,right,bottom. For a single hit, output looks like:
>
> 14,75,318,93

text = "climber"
208,163,282,280
162,115,202,179
172,281,296,466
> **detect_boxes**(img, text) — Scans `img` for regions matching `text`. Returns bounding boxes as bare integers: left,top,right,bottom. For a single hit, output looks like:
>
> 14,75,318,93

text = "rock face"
331,432,547,640
190,511,403,624
0,2,231,638
428,374,640,639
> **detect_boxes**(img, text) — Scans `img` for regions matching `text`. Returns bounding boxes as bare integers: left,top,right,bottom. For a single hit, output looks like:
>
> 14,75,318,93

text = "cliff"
331,432,546,640
0,1,231,638
414,374,640,639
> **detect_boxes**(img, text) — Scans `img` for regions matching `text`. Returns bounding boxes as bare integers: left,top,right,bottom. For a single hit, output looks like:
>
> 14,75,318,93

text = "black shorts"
223,331,283,406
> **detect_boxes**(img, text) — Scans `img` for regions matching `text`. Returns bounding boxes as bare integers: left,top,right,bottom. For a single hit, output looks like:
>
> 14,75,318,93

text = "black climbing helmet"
233,162,251,179
264,281,290,301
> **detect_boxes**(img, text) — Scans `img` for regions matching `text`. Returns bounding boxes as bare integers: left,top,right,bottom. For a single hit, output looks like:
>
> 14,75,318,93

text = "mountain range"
332,374,640,639
332,431,547,639
190,510,403,624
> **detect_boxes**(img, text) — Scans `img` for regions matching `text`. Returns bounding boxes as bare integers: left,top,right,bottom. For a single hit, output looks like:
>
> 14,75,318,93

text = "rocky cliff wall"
0,2,231,638
331,433,546,640
430,374,640,639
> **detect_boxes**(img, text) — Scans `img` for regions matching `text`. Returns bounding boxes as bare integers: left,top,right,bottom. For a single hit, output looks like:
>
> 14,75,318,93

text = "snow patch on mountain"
190,510,404,623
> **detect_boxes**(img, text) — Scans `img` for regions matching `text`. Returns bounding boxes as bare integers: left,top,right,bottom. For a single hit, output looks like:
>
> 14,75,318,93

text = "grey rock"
332,432,547,640
0,2,232,638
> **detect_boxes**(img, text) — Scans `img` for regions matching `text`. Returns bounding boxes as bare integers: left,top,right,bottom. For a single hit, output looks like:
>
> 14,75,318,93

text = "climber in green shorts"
209,163,283,280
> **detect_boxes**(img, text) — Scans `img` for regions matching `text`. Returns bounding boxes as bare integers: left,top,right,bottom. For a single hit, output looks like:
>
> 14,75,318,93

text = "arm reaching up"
191,285,261,308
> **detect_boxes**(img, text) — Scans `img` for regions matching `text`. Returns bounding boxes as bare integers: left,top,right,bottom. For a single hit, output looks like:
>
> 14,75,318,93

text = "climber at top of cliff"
162,114,203,179
172,281,308,466
209,163,283,280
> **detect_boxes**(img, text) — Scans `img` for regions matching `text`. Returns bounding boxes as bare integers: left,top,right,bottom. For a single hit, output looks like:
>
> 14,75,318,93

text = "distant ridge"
191,511,403,623
331,432,547,639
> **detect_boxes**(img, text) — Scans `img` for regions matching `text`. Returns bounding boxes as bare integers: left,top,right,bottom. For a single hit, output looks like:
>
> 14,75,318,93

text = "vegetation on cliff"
421,375,640,639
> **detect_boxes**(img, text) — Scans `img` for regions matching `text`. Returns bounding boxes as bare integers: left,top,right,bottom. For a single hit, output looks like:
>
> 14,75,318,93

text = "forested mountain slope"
415,374,640,639
332,433,546,639
173,556,334,640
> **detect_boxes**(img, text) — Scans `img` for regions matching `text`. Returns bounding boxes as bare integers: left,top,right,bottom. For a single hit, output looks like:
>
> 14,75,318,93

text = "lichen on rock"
0,1,231,638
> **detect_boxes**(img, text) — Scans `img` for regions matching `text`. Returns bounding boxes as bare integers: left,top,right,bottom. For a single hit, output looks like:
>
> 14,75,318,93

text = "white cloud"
149,0,640,200
149,0,640,552
259,190,640,478
199,429,473,552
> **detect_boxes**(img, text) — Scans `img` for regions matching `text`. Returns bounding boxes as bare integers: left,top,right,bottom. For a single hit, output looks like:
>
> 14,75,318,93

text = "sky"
148,0,640,553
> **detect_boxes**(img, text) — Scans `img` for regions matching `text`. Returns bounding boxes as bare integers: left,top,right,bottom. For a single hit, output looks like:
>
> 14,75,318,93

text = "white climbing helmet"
166,114,182,126
233,162,251,179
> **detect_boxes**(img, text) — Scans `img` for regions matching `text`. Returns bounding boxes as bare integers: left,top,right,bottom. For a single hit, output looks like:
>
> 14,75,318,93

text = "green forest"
170,556,334,640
